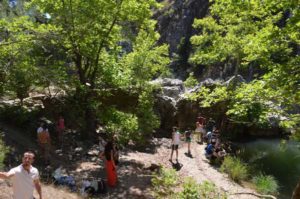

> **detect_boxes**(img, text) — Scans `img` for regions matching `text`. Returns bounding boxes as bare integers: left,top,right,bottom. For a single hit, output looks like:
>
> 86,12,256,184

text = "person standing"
99,141,117,187
56,115,65,147
185,128,192,155
170,127,181,162
0,151,42,199
37,122,51,163
195,115,206,144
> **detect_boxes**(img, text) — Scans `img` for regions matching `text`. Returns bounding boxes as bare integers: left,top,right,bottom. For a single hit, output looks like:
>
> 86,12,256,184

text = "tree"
189,0,299,133
0,0,169,139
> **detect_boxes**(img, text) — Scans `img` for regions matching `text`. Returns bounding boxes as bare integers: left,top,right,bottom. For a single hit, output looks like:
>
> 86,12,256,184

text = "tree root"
230,192,277,199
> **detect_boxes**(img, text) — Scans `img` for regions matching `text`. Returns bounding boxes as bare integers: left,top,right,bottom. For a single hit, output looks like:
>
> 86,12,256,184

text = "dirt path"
123,138,259,199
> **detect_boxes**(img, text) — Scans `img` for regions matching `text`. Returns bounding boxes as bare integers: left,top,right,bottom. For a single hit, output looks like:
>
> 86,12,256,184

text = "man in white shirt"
0,151,42,199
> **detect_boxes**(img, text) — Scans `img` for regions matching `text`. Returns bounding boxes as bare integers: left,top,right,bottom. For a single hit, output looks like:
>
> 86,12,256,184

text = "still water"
238,139,300,199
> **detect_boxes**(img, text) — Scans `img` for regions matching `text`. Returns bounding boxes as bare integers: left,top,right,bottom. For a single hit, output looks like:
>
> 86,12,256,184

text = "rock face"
152,78,184,136
154,0,209,78
154,1,257,81
153,77,282,137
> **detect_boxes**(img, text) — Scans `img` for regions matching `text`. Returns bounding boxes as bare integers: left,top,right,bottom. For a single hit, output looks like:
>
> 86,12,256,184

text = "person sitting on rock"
205,143,215,159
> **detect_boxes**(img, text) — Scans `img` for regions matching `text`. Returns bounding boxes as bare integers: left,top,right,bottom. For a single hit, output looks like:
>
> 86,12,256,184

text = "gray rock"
87,149,99,156
75,147,83,153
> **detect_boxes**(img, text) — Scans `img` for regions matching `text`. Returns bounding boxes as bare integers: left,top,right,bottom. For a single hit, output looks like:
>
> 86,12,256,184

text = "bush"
221,156,248,182
151,167,178,198
179,177,200,199
252,173,279,195
184,73,198,88
179,179,227,199
0,105,40,128
198,181,227,199
0,137,9,169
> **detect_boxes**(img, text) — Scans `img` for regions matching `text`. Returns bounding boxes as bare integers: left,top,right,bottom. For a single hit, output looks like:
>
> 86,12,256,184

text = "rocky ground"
0,122,260,199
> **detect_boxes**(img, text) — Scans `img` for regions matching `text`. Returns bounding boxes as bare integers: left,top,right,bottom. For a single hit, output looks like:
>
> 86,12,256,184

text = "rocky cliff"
154,0,209,79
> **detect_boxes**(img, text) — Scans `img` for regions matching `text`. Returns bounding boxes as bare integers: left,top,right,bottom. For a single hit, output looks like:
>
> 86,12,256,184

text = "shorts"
171,144,179,150
186,137,191,142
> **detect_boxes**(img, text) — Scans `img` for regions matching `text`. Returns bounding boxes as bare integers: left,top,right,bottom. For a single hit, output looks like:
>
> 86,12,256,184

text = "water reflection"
238,139,300,199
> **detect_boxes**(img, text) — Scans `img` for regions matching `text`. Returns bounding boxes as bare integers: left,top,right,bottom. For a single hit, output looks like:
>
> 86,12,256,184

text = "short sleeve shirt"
172,131,181,145
7,165,39,199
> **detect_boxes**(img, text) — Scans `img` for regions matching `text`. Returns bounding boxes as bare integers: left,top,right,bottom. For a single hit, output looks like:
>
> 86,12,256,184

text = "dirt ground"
0,122,260,199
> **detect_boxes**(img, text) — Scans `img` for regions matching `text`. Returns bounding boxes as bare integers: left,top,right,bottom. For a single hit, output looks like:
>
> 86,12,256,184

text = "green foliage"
252,173,279,195
0,105,40,128
136,87,160,136
0,137,9,169
221,156,249,182
0,0,169,139
8,68,33,104
151,167,227,199
151,167,178,198
179,179,227,199
198,181,227,199
179,177,200,199
100,107,138,145
189,0,300,134
184,73,198,88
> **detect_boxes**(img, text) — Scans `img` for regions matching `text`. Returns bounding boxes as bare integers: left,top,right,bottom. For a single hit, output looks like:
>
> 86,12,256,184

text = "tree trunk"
292,178,300,199
84,106,96,138
83,88,97,139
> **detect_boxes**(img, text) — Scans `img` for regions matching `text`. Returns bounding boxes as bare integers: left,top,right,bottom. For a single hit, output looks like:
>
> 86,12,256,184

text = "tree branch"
89,0,124,87
230,192,277,199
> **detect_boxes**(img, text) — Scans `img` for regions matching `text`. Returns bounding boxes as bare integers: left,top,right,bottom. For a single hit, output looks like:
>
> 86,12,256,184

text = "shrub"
0,105,40,128
179,179,227,199
179,177,200,199
198,181,227,199
252,173,279,194
151,167,178,198
184,73,198,88
221,156,248,182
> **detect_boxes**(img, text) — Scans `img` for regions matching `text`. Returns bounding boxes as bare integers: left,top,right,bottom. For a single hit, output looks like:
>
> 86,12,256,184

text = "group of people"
0,116,66,199
204,128,227,162
36,115,65,164
170,115,227,164
0,118,120,199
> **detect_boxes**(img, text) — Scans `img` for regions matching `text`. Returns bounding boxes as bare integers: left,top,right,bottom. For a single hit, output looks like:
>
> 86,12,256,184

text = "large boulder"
153,77,282,137
152,78,184,136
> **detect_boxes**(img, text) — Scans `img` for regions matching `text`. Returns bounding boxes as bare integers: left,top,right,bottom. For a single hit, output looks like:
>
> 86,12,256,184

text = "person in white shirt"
170,126,181,163
0,151,42,199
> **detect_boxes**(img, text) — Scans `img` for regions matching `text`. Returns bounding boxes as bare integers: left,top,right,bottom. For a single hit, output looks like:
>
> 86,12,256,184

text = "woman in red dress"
100,141,117,187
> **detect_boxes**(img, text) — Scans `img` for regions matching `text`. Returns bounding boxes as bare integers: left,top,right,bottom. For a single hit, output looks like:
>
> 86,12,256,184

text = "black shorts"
172,144,179,150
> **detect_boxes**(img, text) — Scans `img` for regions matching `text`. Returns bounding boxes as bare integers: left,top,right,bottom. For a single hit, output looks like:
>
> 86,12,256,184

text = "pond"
237,139,300,199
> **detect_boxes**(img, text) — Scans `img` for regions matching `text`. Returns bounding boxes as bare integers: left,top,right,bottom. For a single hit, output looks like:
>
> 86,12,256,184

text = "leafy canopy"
0,0,169,140
189,0,299,133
